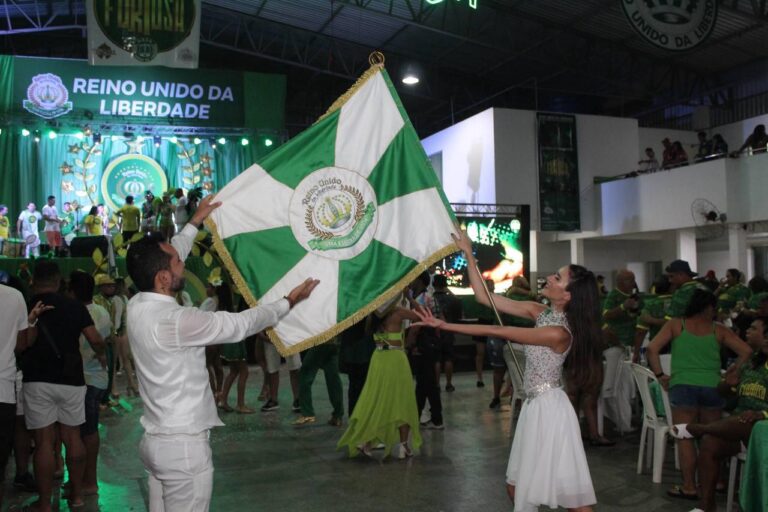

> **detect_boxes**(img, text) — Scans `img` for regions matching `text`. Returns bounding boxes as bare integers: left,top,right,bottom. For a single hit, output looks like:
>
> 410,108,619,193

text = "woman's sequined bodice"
522,308,571,395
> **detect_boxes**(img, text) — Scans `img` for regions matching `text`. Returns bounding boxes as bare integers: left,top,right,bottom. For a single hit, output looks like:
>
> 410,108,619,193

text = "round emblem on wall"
289,167,378,261
100,154,169,212
620,0,718,51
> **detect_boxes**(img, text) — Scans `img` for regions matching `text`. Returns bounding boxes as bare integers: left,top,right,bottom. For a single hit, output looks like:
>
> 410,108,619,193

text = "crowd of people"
0,188,202,260
632,123,768,177
3,192,768,511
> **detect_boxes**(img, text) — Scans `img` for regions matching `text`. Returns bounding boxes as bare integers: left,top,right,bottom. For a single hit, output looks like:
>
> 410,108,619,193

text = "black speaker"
69,236,109,258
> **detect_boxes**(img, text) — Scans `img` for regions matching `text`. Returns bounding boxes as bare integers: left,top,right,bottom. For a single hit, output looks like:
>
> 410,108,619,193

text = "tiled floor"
2,369,725,511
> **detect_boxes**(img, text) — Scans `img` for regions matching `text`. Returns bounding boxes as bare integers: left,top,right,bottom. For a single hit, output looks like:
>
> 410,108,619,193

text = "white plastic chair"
629,362,678,483
503,343,527,430
726,444,747,512
597,346,630,436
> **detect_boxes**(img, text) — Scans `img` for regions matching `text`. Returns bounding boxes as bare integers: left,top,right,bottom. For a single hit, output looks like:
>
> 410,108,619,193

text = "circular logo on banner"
290,167,378,261
22,74,73,119
93,0,197,60
101,154,168,212
621,0,717,51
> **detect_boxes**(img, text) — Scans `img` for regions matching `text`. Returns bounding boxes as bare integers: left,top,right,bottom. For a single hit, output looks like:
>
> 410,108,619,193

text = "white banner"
87,0,201,69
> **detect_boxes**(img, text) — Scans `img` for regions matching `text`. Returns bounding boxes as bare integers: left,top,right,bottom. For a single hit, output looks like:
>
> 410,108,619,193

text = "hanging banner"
86,0,201,69
11,56,285,130
537,113,580,232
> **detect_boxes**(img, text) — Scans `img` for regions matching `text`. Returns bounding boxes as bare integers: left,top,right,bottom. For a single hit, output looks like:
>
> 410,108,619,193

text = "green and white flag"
208,61,456,355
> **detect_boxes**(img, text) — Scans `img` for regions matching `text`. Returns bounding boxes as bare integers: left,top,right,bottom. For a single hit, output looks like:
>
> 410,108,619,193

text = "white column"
728,226,748,274
675,228,698,271
570,238,585,266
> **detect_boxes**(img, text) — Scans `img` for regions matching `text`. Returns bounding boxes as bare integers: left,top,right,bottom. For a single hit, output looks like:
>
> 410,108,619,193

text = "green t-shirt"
717,283,751,314
59,212,74,236
602,288,640,346
117,204,141,232
734,362,768,414
666,280,707,319
637,294,672,341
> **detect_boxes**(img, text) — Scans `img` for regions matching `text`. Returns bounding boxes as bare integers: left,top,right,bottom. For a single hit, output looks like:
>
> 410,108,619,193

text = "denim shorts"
81,385,107,436
669,384,725,410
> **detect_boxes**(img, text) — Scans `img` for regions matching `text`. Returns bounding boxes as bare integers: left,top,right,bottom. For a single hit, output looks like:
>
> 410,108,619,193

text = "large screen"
438,208,530,295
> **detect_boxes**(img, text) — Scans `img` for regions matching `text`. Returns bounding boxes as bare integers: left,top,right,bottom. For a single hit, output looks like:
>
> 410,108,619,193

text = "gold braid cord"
315,51,385,124
267,242,458,355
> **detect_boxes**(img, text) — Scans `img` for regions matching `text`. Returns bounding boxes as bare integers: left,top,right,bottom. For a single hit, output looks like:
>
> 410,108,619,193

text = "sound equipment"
69,235,108,257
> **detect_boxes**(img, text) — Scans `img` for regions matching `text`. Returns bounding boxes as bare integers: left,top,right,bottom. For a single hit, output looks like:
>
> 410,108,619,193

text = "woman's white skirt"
506,387,596,511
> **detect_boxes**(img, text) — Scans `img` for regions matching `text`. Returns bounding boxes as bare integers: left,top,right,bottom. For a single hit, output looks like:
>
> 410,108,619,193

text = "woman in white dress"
414,231,600,512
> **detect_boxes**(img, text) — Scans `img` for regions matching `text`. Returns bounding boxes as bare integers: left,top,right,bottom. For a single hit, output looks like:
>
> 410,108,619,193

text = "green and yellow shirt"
602,288,640,346
717,283,751,315
666,280,707,319
734,361,768,414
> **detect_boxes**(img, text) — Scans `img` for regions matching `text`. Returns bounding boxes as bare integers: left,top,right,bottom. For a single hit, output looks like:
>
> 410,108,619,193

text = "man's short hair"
33,261,61,286
127,232,172,292
47,195,55,201
126,195,134,204
68,271,95,303
645,147,653,152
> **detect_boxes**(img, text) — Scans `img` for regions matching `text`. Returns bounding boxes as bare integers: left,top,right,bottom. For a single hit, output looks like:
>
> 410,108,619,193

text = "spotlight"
83,125,92,136
240,137,249,146
21,128,30,137
402,75,420,85
217,137,226,145
264,138,273,147
193,137,202,145
153,135,162,147
210,138,217,149
169,136,178,144
74,131,85,140
48,130,58,140
93,133,102,144
33,130,41,142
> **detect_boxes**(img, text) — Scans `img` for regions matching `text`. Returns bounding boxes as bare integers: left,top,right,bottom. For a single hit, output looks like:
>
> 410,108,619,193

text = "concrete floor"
2,368,728,511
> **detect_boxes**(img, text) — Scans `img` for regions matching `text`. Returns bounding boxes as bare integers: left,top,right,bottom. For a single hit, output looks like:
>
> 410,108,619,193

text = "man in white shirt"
0,282,50,508
17,203,40,258
126,195,318,511
174,188,188,234
41,196,62,256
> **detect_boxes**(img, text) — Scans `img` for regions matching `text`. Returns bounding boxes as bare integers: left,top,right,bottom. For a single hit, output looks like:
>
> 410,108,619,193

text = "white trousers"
139,431,213,512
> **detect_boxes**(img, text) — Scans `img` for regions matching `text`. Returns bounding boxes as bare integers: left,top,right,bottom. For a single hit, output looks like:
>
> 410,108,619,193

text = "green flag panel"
336,238,417,321
259,110,340,189
223,226,307,299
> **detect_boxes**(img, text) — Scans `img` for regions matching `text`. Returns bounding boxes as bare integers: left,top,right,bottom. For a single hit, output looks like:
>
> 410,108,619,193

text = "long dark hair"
562,264,603,390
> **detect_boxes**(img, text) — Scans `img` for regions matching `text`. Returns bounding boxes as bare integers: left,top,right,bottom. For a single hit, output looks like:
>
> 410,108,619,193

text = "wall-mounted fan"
691,198,727,240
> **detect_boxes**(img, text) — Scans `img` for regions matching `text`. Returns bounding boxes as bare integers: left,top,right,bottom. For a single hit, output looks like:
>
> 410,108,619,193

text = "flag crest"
207,59,456,355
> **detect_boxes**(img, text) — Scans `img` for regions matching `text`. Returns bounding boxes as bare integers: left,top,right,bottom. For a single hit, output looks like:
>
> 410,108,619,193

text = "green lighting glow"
241,138,249,146
264,138,273,147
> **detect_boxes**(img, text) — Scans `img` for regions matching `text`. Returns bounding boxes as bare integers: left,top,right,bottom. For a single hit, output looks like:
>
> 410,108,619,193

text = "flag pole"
470,260,524,379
